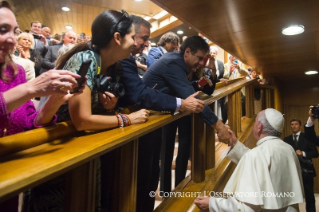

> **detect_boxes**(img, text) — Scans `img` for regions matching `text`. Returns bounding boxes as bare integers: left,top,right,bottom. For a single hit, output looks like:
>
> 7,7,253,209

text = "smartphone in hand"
198,77,208,88
72,57,92,93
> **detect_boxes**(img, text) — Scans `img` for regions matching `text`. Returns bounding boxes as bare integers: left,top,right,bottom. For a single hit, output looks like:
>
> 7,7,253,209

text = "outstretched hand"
214,120,230,144
194,196,210,211
27,70,82,96
180,92,205,113
227,129,238,147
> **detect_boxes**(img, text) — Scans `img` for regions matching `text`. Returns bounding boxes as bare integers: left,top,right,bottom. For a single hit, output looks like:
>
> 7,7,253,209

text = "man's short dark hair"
180,36,209,55
290,118,301,126
129,15,152,33
157,32,180,46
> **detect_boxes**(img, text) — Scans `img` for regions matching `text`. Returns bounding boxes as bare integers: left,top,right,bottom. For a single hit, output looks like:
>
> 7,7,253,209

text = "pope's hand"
194,196,210,211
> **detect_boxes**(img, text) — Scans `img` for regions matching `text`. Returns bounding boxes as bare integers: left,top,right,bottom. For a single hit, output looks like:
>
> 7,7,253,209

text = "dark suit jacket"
143,52,218,126
117,55,177,111
146,46,165,68
284,132,318,177
40,44,62,74
304,124,319,146
30,39,48,76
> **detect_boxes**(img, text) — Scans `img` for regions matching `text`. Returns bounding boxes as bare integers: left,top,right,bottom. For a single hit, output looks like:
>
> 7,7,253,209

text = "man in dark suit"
146,31,180,68
143,36,227,131
143,35,229,200
40,30,77,74
29,21,48,76
284,118,318,212
116,15,206,212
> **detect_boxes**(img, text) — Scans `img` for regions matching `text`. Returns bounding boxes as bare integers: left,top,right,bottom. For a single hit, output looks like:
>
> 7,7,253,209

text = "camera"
312,105,319,119
32,34,41,39
95,75,125,97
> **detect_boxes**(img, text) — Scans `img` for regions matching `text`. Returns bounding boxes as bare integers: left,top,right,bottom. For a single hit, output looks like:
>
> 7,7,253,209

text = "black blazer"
284,132,318,177
143,52,218,126
304,124,319,146
117,55,177,112
40,44,62,74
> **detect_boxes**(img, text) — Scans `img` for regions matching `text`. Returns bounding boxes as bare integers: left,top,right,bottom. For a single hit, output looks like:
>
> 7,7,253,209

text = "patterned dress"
23,50,122,212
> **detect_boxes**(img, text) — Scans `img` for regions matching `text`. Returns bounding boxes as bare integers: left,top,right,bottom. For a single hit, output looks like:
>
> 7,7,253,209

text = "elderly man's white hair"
210,46,219,54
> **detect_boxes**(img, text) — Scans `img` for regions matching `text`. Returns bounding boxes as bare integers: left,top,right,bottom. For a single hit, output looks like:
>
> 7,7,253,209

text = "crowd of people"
0,1,315,212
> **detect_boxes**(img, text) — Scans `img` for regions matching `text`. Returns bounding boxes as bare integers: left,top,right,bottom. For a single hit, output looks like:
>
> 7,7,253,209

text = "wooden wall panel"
281,78,319,192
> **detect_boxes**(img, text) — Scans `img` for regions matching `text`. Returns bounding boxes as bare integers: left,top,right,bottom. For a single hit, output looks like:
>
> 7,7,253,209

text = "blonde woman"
15,32,35,61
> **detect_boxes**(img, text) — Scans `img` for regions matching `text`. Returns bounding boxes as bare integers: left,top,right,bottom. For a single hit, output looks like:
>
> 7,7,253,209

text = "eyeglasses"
114,9,129,32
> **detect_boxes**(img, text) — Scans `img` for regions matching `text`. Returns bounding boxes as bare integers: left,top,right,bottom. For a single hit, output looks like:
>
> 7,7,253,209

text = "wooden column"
65,159,97,212
265,89,271,108
228,92,237,136
191,113,206,182
245,84,254,118
206,103,215,170
236,90,242,134
112,140,138,212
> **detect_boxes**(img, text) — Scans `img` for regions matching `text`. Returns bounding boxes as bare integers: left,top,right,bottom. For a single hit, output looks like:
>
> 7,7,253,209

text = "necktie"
294,134,298,147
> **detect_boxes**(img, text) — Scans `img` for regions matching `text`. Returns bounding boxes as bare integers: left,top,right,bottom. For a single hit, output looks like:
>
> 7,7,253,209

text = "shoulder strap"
93,51,101,74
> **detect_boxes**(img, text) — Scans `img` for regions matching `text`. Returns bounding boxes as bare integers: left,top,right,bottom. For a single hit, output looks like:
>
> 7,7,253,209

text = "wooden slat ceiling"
10,0,162,36
151,0,319,81
9,0,319,81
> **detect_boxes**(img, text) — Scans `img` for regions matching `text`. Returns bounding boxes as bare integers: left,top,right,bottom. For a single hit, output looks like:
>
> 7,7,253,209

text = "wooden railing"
0,77,276,211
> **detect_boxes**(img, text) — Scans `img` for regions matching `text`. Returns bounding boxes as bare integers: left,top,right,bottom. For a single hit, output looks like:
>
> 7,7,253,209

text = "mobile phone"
203,55,210,67
72,58,92,93
234,60,239,64
198,77,208,88
33,34,41,39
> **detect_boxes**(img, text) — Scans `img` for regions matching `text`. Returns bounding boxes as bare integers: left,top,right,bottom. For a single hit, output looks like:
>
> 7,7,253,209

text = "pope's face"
253,111,264,139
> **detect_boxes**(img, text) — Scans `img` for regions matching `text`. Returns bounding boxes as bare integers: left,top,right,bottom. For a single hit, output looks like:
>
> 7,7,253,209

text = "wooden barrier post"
228,92,237,136
112,140,138,212
64,159,97,212
236,90,242,134
245,84,254,118
191,113,206,182
206,103,215,169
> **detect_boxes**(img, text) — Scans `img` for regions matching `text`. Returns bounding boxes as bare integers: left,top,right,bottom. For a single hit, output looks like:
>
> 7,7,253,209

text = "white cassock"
209,136,304,212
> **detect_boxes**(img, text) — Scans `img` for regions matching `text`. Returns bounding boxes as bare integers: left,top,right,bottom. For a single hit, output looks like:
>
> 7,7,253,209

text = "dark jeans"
136,128,162,212
160,116,191,194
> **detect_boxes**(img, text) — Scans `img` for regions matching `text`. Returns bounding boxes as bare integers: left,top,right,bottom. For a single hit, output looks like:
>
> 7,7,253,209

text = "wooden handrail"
0,77,257,210
0,78,254,158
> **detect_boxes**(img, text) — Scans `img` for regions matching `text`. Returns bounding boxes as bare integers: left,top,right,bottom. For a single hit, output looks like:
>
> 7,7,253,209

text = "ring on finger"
61,81,66,89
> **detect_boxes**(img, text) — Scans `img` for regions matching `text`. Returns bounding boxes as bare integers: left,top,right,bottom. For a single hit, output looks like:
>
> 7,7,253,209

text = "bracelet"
126,115,131,125
121,114,128,126
115,114,121,127
121,114,131,127
117,113,124,127
0,92,10,136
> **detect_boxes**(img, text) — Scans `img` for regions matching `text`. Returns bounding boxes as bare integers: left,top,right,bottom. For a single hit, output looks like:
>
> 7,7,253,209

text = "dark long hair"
0,1,17,82
56,10,133,69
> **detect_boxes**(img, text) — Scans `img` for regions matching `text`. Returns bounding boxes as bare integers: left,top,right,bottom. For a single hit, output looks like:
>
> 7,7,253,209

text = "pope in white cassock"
195,109,304,212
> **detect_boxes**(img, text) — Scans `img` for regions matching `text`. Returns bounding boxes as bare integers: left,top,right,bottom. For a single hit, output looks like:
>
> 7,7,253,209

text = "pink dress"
0,63,56,137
